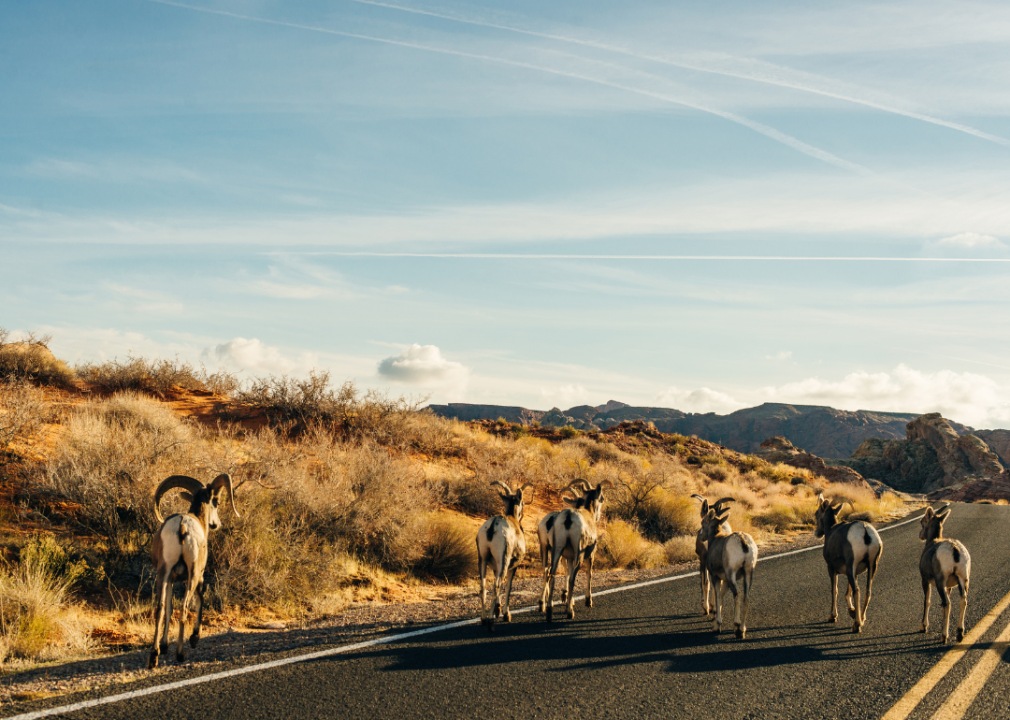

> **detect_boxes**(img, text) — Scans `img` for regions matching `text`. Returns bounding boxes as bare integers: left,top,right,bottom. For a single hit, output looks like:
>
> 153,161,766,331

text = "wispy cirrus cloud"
936,232,1003,248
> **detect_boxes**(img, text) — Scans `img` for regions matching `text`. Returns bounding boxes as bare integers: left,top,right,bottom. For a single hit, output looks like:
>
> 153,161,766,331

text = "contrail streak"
145,0,872,175
269,253,1010,262
348,0,1010,148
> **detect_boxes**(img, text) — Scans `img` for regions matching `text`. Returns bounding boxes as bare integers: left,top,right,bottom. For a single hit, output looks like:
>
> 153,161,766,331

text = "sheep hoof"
176,651,185,663
189,633,200,648
956,628,964,642
585,598,593,608
920,625,928,634
848,608,857,619
504,610,512,623
827,616,837,624
735,626,745,639
493,604,501,619
546,609,553,623
566,608,575,620
148,653,159,669
560,592,568,602
852,623,862,634
159,641,169,654
538,601,545,613
940,634,949,644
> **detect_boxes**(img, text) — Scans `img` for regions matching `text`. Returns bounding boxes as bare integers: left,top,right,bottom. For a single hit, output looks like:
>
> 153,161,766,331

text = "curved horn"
153,475,204,524
691,494,706,503
489,480,512,494
713,497,736,511
566,479,592,492
210,472,240,518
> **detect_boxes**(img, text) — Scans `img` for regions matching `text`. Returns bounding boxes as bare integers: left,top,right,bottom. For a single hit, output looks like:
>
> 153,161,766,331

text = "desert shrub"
0,329,74,387
663,535,697,565
600,519,662,569
558,425,579,439
30,392,199,554
413,513,477,581
330,444,432,569
0,536,92,666
75,355,232,397
634,489,698,542
0,377,49,459
751,501,815,532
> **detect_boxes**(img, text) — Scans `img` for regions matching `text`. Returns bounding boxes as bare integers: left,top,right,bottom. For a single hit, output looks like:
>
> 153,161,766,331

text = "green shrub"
558,425,580,439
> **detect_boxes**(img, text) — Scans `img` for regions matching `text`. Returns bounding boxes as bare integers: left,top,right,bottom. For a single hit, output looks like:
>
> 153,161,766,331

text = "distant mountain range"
427,401,972,459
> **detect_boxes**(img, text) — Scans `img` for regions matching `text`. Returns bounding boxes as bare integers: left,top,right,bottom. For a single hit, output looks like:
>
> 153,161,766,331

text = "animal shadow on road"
336,612,941,676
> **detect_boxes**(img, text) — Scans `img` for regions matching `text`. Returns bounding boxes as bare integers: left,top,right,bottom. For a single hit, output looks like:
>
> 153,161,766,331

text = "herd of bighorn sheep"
474,480,974,646
146,471,972,667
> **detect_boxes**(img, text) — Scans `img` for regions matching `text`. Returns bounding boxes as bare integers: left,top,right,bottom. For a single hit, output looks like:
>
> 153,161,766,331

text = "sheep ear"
700,500,709,516
179,491,193,503
923,507,934,519
817,492,825,503
830,502,843,512
937,508,951,522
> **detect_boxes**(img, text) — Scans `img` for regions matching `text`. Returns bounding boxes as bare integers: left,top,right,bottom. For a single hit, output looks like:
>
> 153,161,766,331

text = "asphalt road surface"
11,504,1010,720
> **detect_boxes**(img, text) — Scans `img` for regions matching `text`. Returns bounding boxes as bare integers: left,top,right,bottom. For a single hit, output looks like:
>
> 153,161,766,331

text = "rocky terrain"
840,413,1006,496
429,401,971,458
756,437,871,490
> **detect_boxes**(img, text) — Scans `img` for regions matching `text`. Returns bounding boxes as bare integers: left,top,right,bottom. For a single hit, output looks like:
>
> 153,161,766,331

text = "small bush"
635,490,698,542
0,536,92,666
0,377,49,458
0,329,74,387
600,519,660,569
558,425,580,439
413,514,477,581
76,355,231,397
663,535,697,565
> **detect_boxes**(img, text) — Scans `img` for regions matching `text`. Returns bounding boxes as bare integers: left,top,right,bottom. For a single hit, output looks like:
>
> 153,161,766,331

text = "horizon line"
266,253,1010,262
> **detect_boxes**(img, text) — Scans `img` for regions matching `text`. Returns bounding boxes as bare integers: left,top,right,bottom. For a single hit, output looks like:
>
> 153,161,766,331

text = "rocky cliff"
757,437,871,489
843,413,1004,494
428,401,958,458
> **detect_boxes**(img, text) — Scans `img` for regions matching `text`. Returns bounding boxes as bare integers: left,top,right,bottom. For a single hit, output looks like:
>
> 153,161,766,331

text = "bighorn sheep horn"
153,475,204,524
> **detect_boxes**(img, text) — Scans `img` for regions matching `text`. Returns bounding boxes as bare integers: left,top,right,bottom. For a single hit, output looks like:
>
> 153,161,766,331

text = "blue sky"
5,0,1010,427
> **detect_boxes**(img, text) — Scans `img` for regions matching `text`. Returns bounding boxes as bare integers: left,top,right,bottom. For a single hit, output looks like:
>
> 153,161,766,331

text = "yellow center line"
881,588,1010,720
929,619,1010,720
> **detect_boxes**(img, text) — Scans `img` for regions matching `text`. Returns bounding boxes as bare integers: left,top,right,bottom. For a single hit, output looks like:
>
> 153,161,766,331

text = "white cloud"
936,232,1003,248
540,384,590,408
657,386,745,414
766,350,793,361
377,344,469,389
204,337,318,376
763,364,1010,428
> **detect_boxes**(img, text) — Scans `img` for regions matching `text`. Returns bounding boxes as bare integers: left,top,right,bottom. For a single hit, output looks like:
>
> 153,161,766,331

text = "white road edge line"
3,512,925,720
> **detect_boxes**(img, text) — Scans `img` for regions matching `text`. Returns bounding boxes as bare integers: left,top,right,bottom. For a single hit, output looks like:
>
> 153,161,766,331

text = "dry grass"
0,377,50,459
0,536,93,668
76,356,238,397
413,513,477,582
662,535,697,565
0,329,74,388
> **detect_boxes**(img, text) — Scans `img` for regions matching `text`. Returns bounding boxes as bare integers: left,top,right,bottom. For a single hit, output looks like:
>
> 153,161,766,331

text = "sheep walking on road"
476,480,533,631
149,473,238,669
537,488,586,612
700,502,758,639
919,505,971,643
815,494,883,634
691,494,735,616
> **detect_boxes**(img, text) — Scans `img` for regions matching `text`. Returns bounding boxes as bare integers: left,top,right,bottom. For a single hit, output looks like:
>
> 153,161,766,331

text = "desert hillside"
0,330,906,671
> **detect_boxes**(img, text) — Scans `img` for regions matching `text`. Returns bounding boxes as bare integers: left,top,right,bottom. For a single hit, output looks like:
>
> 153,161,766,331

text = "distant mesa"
427,400,957,458
756,436,870,490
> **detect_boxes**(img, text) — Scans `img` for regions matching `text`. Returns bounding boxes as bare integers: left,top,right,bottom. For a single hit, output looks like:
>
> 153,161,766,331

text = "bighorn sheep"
476,480,533,631
536,488,586,611
544,479,612,622
814,494,883,634
700,501,758,638
919,505,971,643
149,473,238,669
691,494,735,616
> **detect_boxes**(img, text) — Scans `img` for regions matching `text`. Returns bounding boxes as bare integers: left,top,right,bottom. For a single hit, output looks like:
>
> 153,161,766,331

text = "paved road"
12,504,1010,720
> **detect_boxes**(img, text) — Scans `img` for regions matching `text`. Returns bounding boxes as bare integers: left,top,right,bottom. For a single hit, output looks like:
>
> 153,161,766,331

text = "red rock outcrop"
757,437,871,490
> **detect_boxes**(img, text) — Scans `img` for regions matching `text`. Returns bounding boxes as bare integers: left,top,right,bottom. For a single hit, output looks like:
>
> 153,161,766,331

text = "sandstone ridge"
756,436,871,490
